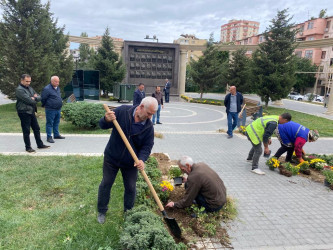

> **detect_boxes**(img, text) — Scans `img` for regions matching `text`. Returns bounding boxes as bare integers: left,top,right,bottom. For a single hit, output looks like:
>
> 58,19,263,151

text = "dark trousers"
274,144,294,162
97,158,138,213
247,140,262,169
185,183,223,213
18,112,43,149
165,92,169,103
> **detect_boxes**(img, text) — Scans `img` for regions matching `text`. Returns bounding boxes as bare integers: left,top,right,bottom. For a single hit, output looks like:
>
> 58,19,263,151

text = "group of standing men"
133,78,171,125
224,85,319,175
15,74,65,152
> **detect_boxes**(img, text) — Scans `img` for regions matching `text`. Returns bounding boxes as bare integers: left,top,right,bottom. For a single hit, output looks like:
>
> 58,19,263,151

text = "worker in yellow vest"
245,113,291,175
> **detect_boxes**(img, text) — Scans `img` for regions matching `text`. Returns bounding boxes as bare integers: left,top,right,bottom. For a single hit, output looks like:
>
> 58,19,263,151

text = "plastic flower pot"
173,177,183,186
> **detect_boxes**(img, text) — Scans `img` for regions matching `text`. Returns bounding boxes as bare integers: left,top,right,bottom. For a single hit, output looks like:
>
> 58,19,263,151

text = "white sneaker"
251,168,265,175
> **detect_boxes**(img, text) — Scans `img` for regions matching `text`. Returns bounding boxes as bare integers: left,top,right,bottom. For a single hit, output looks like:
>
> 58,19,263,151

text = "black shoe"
47,137,55,143
38,144,50,149
54,135,65,139
26,148,36,153
246,157,253,161
97,213,106,224
156,122,162,124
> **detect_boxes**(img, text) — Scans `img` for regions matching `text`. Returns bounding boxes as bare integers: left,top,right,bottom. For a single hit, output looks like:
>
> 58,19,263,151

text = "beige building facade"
173,34,207,63
220,19,260,43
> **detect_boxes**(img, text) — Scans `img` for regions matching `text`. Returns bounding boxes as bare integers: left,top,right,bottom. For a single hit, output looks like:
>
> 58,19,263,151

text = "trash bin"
113,83,137,102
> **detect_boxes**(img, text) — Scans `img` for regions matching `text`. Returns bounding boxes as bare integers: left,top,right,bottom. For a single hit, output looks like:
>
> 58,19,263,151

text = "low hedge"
61,102,105,128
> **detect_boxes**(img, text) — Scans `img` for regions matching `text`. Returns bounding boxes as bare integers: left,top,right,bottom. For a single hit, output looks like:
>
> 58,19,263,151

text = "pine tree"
0,0,73,99
78,32,95,70
225,49,253,93
252,9,298,107
93,27,126,96
294,57,317,93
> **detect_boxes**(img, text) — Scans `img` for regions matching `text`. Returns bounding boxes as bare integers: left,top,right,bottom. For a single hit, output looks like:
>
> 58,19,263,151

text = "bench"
238,97,263,126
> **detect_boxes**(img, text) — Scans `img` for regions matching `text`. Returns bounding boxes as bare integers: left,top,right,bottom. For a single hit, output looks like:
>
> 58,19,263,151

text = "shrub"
61,102,105,128
323,169,333,185
283,162,300,175
309,159,326,171
168,165,182,178
297,161,310,174
120,205,181,250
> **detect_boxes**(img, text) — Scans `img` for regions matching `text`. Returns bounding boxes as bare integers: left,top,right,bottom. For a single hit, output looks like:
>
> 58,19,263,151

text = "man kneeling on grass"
166,156,227,214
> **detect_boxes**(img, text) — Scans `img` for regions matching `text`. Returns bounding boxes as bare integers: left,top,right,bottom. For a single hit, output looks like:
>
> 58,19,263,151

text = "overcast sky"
2,0,333,47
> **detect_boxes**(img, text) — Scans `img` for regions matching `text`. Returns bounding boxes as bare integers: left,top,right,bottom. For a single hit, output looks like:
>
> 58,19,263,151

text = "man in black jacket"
133,83,145,106
15,74,50,153
97,97,158,224
41,76,65,143
224,86,243,139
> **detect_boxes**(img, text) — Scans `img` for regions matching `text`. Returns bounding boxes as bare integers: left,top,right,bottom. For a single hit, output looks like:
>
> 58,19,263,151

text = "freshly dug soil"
152,153,232,248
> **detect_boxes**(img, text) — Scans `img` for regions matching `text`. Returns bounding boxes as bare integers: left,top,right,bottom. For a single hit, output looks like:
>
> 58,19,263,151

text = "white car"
287,92,301,99
293,93,324,102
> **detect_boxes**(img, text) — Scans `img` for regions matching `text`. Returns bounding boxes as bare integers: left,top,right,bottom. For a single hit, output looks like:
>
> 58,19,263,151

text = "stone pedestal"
179,50,187,96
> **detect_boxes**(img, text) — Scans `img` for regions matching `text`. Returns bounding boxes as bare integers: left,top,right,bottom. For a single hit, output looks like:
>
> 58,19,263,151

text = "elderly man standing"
97,97,158,224
152,86,163,125
133,83,145,106
246,113,291,175
224,86,243,139
166,156,227,214
41,76,65,143
16,74,50,152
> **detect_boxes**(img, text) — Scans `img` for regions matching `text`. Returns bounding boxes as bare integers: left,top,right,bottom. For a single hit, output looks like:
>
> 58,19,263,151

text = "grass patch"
0,155,124,249
264,107,333,137
0,103,110,134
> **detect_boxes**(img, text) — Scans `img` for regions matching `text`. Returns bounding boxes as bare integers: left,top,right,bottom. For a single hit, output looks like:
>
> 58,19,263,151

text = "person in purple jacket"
97,97,157,224
274,121,319,163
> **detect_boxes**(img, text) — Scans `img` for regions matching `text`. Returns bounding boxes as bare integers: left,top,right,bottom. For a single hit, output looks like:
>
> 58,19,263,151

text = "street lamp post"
144,35,158,43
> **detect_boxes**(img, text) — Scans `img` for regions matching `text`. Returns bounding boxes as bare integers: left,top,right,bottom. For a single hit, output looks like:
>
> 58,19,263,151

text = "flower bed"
180,95,223,106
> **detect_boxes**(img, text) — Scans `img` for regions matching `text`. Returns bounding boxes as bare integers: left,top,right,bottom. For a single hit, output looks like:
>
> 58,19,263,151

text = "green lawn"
0,103,110,134
0,155,124,249
264,107,333,137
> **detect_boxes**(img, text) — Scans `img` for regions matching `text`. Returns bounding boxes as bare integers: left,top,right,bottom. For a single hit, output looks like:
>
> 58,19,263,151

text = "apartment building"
234,16,333,95
220,19,260,43
173,34,207,63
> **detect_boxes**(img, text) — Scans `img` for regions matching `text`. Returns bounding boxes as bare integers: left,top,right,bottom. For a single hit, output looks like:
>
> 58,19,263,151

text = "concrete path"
1,100,333,249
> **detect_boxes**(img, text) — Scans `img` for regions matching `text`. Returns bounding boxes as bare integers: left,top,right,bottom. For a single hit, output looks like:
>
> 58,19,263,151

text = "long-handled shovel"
103,104,181,238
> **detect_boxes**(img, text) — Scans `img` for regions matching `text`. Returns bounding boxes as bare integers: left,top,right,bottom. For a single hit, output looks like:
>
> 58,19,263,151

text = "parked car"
293,93,324,102
287,92,301,99
292,94,304,101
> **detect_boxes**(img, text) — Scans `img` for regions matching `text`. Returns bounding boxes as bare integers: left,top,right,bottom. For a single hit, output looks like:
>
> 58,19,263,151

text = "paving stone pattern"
1,101,333,249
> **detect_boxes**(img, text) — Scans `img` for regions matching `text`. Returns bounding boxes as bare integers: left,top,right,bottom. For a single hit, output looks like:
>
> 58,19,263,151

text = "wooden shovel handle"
238,104,246,118
103,104,165,212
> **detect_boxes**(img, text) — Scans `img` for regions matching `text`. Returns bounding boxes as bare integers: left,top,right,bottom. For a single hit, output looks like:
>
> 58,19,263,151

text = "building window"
307,22,314,29
295,51,302,58
321,51,326,59
304,50,313,59
308,37,314,41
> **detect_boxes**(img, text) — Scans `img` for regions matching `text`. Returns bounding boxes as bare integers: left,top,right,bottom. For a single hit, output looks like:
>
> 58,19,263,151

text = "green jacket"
246,115,279,145
15,84,41,114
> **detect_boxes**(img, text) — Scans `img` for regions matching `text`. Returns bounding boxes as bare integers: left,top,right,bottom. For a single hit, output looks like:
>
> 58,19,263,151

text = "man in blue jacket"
41,76,65,143
97,97,158,224
224,86,243,138
133,83,145,106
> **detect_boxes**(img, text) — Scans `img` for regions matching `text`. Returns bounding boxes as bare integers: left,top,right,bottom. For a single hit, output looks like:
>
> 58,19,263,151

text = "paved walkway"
1,100,333,249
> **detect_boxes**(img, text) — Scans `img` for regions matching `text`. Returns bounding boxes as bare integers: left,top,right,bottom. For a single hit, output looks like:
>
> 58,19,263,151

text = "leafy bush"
61,102,105,128
168,165,182,178
120,205,182,250
283,162,300,175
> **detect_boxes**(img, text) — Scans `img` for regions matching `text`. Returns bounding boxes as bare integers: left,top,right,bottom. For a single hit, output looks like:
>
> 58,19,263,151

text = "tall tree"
0,0,73,99
294,57,317,93
225,49,253,93
252,9,298,107
189,34,228,98
93,27,126,97
77,32,95,70
319,9,327,18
